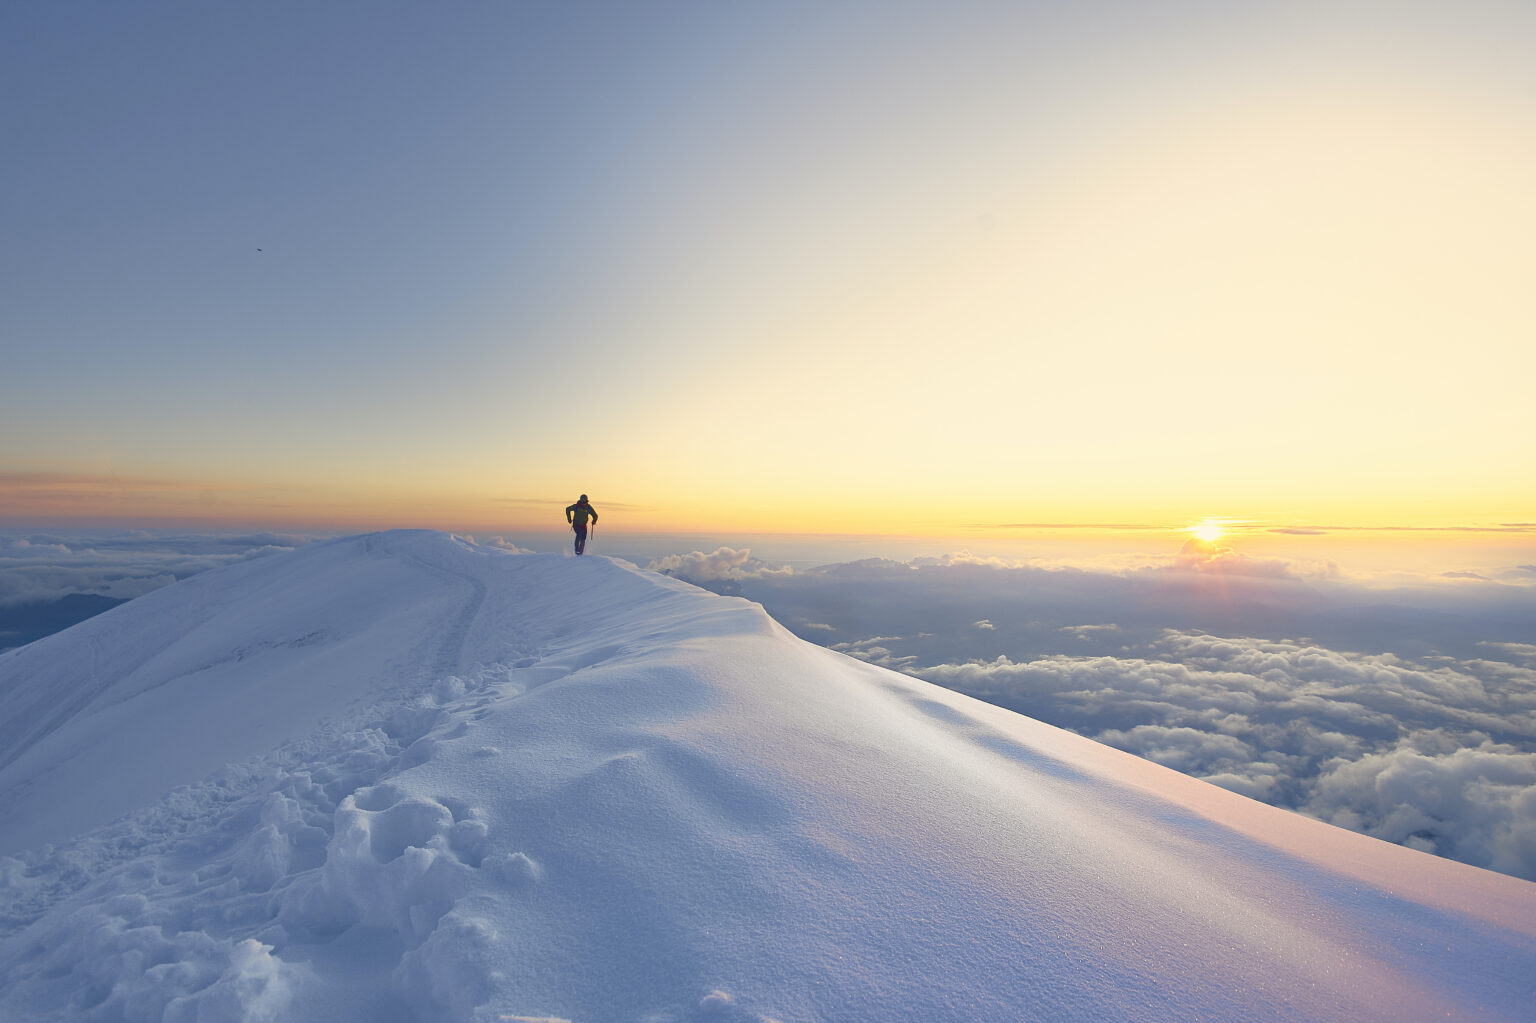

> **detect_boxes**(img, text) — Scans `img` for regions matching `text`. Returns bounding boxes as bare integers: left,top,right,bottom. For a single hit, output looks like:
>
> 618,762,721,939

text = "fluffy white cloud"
0,532,316,608
1482,641,1536,663
646,547,794,583
1167,537,1337,579
1094,724,1256,774
911,552,1020,568
1307,739,1536,877
1060,624,1121,641
454,535,532,555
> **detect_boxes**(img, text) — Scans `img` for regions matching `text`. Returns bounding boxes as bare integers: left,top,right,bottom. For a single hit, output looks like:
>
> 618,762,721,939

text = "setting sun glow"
1191,522,1226,544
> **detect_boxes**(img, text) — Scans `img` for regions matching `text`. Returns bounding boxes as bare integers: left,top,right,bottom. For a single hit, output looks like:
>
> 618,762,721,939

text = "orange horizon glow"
2,468,1532,541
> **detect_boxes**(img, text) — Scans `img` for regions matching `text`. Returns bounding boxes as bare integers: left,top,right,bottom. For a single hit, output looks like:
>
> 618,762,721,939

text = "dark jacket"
566,500,598,526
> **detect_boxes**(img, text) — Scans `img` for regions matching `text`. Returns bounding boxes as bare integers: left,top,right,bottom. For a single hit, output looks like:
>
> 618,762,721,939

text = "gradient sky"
3,0,1533,535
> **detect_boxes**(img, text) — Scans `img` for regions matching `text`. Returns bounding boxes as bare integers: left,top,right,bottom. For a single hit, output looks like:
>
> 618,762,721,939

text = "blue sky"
4,1,1534,534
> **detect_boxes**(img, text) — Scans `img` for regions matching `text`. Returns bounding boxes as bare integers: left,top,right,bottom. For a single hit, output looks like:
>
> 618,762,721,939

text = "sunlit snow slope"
1,531,1532,1023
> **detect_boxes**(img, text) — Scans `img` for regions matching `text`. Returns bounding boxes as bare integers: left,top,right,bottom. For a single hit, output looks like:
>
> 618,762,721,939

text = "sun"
1190,521,1225,544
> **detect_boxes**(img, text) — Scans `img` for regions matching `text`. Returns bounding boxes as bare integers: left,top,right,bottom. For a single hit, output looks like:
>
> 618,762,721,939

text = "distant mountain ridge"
0,531,1531,1022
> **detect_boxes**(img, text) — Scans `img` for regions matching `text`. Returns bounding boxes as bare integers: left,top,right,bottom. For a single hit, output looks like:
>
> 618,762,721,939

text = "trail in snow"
0,531,1532,1023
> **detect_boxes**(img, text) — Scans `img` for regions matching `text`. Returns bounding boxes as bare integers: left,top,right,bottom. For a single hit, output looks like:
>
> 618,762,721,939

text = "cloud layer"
900,632,1536,878
656,546,1536,880
0,532,314,608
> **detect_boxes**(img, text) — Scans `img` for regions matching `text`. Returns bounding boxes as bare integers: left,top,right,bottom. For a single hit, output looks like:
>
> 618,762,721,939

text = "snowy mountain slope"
0,531,522,854
1,531,1532,1023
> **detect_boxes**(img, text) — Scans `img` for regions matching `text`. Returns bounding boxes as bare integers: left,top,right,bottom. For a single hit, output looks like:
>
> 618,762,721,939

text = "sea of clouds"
0,531,318,608
650,541,1536,881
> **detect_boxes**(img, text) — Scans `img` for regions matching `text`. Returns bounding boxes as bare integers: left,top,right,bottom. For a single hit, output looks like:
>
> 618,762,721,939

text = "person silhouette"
565,494,598,555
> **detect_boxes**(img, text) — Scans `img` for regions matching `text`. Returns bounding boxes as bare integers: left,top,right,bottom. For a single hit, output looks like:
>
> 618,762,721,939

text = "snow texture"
1,530,1532,1022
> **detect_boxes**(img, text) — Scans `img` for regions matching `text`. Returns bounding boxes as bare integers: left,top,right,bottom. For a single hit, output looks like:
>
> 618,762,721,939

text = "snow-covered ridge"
1,530,1532,1022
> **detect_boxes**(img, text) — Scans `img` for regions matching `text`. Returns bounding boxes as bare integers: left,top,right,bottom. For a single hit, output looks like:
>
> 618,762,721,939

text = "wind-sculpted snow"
1,532,1533,1021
